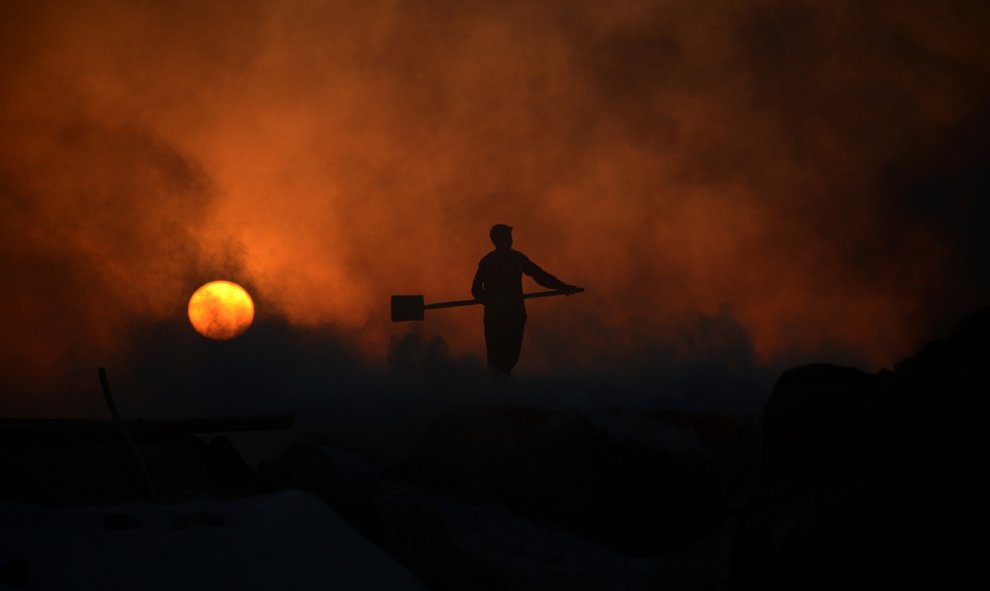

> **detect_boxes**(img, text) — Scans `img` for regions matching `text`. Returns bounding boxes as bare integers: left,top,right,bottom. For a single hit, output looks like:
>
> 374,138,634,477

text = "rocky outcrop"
394,407,602,515
761,364,883,484
259,444,497,591
0,427,251,503
0,421,497,590
734,308,990,589
394,405,738,556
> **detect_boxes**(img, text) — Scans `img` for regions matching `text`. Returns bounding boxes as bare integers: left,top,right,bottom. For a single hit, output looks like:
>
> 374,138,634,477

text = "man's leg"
484,313,525,376
503,316,525,375
484,315,502,374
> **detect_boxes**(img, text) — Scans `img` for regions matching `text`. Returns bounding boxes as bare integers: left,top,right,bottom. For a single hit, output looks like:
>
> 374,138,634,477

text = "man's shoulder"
479,249,529,266
480,249,526,259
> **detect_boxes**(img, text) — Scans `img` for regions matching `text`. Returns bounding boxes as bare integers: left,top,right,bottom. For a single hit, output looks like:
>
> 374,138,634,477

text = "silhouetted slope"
895,306,990,375
393,406,748,556
735,307,990,589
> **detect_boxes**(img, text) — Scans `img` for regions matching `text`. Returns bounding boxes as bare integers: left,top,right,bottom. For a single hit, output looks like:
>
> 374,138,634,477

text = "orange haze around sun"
188,281,255,340
2,0,989,407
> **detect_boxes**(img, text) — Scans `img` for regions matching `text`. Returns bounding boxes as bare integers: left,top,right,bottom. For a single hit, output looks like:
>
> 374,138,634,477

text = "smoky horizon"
2,0,989,414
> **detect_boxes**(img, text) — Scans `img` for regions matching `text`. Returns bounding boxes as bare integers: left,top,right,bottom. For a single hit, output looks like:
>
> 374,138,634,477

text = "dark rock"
581,438,727,555
257,444,385,507
0,423,255,503
104,512,143,529
395,406,734,556
334,498,485,591
0,429,146,502
323,448,382,501
258,445,340,502
205,435,254,494
134,428,213,496
762,364,883,484
734,308,990,588
394,407,602,517
171,512,225,528
257,444,495,590
683,410,758,452
895,307,990,375
0,559,29,586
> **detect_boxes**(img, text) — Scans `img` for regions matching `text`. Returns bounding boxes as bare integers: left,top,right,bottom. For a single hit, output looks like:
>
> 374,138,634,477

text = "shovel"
391,288,584,322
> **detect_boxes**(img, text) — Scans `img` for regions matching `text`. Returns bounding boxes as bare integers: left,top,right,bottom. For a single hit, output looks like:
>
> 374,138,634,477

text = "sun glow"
187,281,255,340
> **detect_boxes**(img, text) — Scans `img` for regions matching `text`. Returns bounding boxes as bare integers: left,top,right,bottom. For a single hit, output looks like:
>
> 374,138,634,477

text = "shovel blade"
391,295,425,322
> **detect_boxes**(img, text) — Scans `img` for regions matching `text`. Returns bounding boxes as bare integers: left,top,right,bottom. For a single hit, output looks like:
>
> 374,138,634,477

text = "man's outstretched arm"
522,256,580,292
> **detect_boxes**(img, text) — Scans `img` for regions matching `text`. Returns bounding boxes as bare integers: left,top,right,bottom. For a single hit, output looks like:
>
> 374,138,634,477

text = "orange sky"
2,0,989,406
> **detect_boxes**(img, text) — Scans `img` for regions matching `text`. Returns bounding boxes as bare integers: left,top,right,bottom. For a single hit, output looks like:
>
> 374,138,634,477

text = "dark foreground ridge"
735,307,990,589
1,308,987,589
393,406,747,557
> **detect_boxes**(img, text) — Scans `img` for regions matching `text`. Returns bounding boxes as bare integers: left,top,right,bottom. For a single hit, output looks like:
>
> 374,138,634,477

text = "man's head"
489,224,513,250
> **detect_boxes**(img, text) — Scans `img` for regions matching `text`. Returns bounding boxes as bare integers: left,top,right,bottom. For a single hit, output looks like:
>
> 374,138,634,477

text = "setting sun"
188,281,255,340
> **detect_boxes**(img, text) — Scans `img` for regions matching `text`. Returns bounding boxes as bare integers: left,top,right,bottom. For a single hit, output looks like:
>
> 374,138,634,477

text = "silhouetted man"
472,224,580,376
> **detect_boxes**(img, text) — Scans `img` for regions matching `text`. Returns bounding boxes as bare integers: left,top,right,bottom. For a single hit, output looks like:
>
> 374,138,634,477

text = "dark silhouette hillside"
735,307,990,589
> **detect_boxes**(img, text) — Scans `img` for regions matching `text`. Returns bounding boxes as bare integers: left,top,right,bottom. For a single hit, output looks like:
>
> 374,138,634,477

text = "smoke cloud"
2,0,989,413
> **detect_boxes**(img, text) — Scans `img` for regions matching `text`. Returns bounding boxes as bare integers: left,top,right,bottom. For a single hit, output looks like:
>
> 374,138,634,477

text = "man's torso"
477,249,528,316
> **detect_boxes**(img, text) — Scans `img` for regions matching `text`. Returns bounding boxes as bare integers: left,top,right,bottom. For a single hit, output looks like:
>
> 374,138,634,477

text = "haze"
2,0,988,411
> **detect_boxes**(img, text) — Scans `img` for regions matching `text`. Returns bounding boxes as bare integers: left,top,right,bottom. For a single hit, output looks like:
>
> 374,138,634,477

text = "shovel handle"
424,288,583,310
